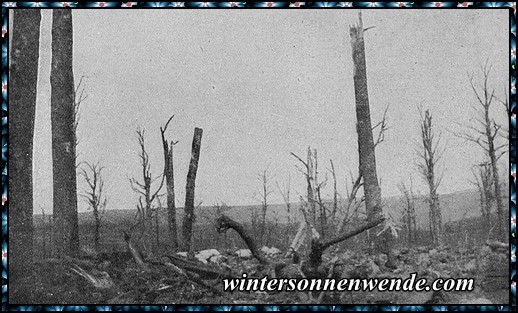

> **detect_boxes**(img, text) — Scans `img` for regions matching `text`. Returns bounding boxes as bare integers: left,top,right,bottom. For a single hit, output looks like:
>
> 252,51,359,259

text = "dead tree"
277,174,294,242
258,167,273,246
329,160,338,222
417,108,444,247
160,115,179,250
51,9,79,257
129,128,164,248
398,181,417,246
79,161,108,252
9,9,40,289
349,12,395,266
455,63,506,241
277,174,292,216
313,151,329,240
472,162,494,237
334,103,387,237
291,147,318,227
335,172,364,236
182,127,203,255
291,147,323,256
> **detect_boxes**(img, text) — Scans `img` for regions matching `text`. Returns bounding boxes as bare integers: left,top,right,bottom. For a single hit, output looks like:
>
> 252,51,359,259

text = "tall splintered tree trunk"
349,12,395,265
418,109,443,247
160,116,178,250
165,144,177,248
9,9,41,292
182,127,203,255
51,9,79,257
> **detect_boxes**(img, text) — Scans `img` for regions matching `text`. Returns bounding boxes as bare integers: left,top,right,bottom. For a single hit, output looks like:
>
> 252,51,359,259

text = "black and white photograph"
6,5,512,306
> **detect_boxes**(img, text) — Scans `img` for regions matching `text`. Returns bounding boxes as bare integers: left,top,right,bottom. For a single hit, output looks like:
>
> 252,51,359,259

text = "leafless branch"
372,105,390,148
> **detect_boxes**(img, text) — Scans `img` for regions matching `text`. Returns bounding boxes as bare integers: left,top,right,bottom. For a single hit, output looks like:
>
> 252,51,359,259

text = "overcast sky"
28,9,509,213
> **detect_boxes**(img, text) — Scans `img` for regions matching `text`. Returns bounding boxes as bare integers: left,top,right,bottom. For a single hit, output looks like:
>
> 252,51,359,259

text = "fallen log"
307,217,385,270
166,254,231,279
153,260,224,296
68,264,115,290
216,214,268,264
216,213,383,280
124,231,150,272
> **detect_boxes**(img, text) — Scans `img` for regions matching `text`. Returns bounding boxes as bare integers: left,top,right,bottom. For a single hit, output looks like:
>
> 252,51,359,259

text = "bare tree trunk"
307,148,317,226
182,127,203,255
93,208,100,251
417,109,443,247
473,162,494,238
259,168,272,246
160,116,178,250
487,121,504,241
399,182,417,245
261,173,267,245
9,9,41,294
277,174,292,242
129,129,163,252
349,12,395,265
51,9,79,257
166,147,177,249
330,160,338,221
169,143,178,250
155,206,160,249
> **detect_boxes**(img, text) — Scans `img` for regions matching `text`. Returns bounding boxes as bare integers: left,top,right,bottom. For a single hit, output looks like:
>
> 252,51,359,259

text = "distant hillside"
222,188,503,229
34,188,507,230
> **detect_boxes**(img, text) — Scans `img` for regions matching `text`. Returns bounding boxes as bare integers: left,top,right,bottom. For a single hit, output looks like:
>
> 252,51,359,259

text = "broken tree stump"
182,127,203,256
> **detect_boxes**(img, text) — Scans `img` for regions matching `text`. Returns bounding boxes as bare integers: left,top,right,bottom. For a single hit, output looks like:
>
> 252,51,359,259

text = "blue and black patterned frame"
0,2,516,311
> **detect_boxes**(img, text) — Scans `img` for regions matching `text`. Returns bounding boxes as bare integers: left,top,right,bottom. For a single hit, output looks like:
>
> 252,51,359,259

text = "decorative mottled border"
0,1,516,311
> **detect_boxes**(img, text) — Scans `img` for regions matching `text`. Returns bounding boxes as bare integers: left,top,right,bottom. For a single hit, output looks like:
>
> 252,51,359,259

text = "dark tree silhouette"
51,9,80,257
9,9,41,299
160,115,179,250
182,127,203,255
